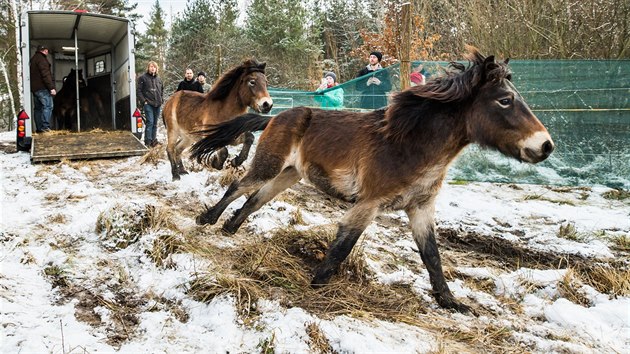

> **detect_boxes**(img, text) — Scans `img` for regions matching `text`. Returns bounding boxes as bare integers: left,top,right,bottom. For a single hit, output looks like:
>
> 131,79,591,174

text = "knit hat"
197,71,206,77
36,44,49,51
324,71,336,82
370,51,383,62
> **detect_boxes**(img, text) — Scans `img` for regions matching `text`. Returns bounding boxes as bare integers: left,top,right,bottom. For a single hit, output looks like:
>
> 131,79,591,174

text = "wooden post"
400,3,412,90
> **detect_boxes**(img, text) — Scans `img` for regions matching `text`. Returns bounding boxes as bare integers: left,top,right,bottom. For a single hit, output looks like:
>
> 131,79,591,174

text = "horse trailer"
16,10,146,161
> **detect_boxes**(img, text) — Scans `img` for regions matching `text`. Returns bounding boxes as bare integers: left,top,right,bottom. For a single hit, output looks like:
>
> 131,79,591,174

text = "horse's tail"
190,113,271,164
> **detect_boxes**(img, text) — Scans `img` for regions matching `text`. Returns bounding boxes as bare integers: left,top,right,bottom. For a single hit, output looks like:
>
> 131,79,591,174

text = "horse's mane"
382,46,511,142
207,59,266,101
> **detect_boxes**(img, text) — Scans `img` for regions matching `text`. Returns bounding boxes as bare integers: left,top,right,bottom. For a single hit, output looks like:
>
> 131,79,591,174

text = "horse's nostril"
542,140,554,156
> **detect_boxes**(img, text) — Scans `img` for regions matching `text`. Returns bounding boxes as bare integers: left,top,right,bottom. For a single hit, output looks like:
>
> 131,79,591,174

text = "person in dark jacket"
176,68,202,93
355,51,392,110
136,60,164,147
30,44,56,133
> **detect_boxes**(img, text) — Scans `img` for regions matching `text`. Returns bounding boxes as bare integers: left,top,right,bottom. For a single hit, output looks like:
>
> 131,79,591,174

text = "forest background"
0,0,628,130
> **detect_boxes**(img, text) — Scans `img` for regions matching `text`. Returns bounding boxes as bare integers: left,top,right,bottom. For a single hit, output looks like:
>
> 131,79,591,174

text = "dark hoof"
310,269,333,288
221,223,239,235
231,158,244,167
210,156,224,170
196,212,216,225
172,174,181,181
435,294,471,313
178,170,189,176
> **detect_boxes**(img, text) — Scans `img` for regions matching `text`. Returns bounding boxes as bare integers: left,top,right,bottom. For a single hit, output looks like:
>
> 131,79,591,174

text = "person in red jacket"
30,44,56,133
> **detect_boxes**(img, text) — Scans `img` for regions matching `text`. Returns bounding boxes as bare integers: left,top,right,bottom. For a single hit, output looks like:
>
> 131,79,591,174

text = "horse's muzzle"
260,101,273,114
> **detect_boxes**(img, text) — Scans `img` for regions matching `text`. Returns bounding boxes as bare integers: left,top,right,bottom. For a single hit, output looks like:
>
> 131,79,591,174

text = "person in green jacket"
314,72,344,110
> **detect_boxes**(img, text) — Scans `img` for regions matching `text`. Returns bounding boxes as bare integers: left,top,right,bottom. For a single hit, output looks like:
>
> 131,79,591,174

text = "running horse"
163,59,273,180
189,47,554,312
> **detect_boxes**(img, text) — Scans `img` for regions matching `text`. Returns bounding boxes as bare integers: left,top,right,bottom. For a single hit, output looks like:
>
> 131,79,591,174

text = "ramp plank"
31,131,148,163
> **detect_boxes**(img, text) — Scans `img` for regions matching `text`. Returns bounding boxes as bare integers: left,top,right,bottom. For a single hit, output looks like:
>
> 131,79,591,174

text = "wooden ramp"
31,131,148,163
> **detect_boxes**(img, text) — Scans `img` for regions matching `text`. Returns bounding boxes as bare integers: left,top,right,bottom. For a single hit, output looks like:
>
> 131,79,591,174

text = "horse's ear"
258,62,266,71
504,58,510,65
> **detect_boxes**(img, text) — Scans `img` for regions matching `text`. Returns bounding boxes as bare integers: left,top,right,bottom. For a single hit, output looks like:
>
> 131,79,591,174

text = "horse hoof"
179,170,189,176
196,214,211,225
221,223,239,235
172,175,181,181
435,294,471,313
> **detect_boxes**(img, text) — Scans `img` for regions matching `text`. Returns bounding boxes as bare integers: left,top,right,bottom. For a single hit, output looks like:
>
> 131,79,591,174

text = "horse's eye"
248,80,256,87
506,74,512,81
498,98,512,106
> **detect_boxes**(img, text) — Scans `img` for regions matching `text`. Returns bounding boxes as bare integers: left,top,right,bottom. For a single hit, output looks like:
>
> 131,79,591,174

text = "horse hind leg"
196,172,265,226
230,132,255,167
222,166,300,234
311,203,378,286
406,206,470,313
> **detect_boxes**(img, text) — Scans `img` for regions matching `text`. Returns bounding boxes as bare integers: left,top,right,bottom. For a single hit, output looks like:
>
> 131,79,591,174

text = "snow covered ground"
1,130,629,353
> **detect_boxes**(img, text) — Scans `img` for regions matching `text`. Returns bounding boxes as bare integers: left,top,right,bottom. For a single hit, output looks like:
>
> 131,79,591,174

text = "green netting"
267,60,630,188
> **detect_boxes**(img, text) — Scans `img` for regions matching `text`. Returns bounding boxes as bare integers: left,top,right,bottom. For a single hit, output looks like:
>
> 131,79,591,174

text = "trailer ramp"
31,131,147,163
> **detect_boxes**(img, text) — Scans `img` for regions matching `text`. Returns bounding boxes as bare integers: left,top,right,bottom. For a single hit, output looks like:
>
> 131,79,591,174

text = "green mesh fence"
267,60,630,189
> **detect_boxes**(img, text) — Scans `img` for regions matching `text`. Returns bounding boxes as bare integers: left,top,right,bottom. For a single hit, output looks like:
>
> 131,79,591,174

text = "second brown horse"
163,59,273,180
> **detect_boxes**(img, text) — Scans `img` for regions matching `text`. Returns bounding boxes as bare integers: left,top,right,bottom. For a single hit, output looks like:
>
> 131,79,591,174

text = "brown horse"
189,48,554,312
163,59,273,180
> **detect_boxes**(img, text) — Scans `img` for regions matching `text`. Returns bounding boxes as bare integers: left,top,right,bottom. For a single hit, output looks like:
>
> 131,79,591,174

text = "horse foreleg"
223,166,300,234
406,206,470,313
231,132,255,167
311,203,378,286
210,147,229,170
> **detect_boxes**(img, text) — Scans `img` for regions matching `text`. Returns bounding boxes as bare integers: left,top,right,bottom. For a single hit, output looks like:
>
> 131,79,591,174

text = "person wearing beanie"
195,71,211,93
30,44,56,133
314,71,344,110
355,51,391,109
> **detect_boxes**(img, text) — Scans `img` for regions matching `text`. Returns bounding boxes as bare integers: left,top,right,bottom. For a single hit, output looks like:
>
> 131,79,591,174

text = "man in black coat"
30,44,56,133
176,68,202,93
355,51,392,110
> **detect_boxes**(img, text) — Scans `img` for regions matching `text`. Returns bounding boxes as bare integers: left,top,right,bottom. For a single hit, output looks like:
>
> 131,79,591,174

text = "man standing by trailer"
30,44,56,133
137,60,164,147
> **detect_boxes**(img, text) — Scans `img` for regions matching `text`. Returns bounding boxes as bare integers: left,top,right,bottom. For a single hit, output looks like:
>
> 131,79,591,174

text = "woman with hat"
314,71,344,110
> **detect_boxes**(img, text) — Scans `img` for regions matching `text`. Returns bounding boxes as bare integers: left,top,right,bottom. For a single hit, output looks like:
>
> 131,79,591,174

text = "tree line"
1,0,628,130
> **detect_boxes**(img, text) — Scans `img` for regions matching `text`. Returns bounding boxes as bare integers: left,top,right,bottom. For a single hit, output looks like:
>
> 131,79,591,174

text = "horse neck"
208,87,249,123
394,105,471,168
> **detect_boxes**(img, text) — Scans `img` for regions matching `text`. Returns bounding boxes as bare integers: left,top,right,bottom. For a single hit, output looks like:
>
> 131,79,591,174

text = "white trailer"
16,10,146,161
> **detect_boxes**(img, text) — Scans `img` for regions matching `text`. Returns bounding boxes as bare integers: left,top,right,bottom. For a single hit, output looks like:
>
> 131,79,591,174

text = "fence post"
400,3,412,90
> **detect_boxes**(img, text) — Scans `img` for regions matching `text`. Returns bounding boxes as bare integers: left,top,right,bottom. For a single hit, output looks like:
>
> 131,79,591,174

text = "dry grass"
557,223,587,242
305,322,336,354
148,234,183,268
556,269,591,306
186,225,431,326
47,213,67,223
289,208,305,225
609,234,630,251
96,203,179,251
579,264,630,297
602,189,630,200
139,144,165,165
217,166,246,187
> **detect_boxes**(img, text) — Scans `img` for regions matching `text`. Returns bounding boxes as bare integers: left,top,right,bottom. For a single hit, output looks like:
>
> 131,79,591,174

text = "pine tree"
245,0,321,88
135,0,168,74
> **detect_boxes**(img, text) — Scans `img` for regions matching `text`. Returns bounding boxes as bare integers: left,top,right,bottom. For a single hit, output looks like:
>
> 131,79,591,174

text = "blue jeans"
33,89,53,131
143,104,161,144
